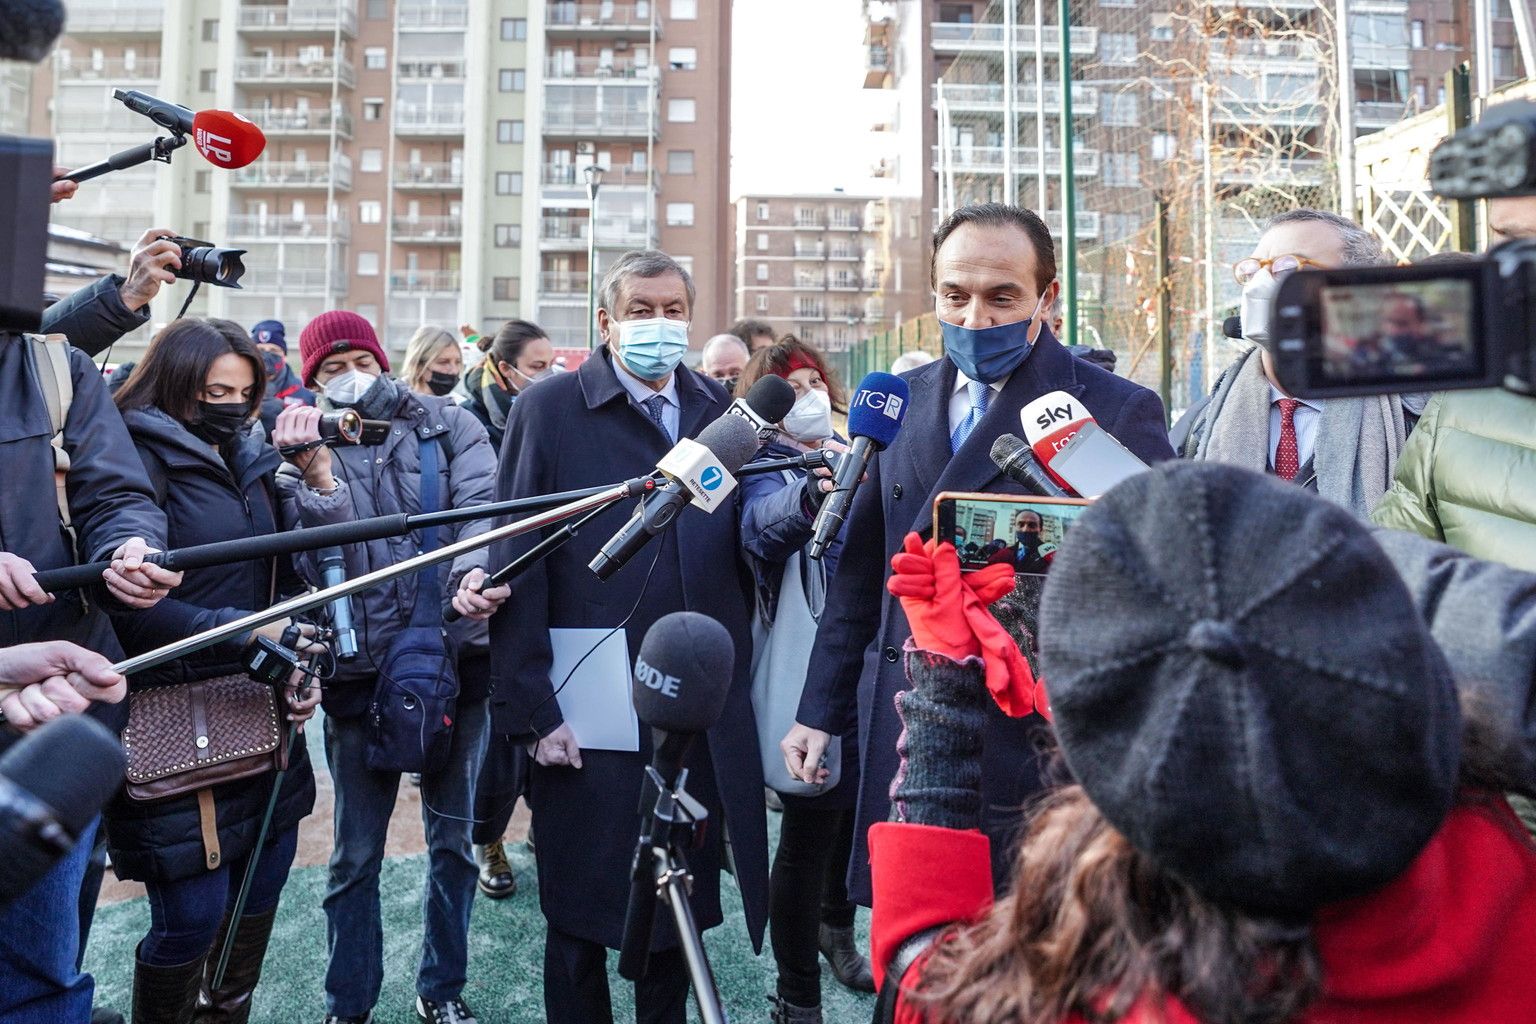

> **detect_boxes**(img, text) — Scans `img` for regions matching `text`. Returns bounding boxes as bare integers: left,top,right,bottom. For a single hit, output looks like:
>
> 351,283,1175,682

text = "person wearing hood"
402,326,465,400
249,319,316,438
871,461,1536,1024
106,318,319,1024
1170,209,1421,517
460,319,555,452
272,310,499,1024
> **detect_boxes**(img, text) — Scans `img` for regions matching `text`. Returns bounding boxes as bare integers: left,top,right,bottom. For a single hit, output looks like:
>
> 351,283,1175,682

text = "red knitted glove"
960,561,1041,719
887,533,978,661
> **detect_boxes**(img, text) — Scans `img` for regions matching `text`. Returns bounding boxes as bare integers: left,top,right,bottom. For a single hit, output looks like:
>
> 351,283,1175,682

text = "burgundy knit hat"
299,310,391,386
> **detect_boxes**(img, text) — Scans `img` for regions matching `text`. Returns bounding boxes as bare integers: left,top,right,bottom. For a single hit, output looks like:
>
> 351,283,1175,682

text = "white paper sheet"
549,627,638,752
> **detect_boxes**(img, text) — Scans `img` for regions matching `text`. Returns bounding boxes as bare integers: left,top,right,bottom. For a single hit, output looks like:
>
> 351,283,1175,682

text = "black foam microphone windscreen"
631,612,734,735
744,374,795,424
0,0,65,62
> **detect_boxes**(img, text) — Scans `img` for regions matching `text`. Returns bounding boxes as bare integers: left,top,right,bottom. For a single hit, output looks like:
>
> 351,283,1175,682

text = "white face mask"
781,388,833,442
322,368,377,406
1240,267,1278,345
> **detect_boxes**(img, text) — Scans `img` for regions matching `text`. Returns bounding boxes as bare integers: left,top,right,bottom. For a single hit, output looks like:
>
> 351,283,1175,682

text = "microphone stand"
623,767,727,1024
443,501,610,624
60,132,187,183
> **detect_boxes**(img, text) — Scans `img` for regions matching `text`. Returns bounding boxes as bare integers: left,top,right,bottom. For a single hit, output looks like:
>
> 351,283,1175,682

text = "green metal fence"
828,313,942,385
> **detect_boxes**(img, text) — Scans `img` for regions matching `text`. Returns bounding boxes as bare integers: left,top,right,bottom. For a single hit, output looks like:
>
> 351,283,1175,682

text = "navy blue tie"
950,380,991,453
642,394,672,442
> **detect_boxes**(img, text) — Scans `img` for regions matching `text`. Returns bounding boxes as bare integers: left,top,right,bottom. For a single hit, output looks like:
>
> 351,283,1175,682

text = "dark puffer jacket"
104,408,315,883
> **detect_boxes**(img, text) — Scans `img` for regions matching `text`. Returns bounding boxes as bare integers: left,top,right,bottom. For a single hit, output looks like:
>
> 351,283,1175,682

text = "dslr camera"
159,235,247,289
1270,99,1536,399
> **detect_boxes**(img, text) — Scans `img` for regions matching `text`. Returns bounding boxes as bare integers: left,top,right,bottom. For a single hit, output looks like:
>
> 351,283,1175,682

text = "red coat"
870,796,1536,1024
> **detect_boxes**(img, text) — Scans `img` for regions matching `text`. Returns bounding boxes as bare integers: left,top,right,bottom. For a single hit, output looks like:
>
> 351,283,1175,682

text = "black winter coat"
41,274,151,358
104,408,315,883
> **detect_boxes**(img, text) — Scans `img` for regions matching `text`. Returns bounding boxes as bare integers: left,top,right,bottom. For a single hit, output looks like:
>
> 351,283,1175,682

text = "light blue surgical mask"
941,291,1049,384
616,316,690,381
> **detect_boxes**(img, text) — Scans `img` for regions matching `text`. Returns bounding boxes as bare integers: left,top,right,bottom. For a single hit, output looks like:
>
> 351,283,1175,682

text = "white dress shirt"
947,370,1012,436
1267,384,1322,473
614,361,681,441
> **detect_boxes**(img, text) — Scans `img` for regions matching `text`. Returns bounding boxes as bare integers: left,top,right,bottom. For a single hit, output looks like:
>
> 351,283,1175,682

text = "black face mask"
426,371,458,397
720,374,740,396
188,401,248,447
261,350,286,382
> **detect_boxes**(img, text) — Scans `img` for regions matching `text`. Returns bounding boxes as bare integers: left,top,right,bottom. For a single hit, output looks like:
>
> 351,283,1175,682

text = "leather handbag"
121,673,288,803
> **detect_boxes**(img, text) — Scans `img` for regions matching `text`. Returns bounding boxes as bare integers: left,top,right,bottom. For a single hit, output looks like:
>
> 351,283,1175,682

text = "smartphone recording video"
933,493,1090,576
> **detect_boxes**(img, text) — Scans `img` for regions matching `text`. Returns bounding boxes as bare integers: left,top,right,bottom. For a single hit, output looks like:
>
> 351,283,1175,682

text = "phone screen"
933,493,1091,576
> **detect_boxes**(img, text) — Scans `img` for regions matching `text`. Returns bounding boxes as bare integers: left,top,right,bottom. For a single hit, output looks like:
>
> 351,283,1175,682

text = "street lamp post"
584,164,604,351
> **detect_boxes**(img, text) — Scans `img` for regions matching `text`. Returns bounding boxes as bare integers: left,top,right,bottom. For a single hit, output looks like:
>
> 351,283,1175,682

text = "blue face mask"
940,292,1048,384
616,317,690,381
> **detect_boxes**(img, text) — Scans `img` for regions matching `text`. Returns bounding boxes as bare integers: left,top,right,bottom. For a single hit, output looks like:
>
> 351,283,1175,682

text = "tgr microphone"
990,434,1072,498
317,547,358,661
1019,391,1150,498
726,374,795,445
0,715,126,906
808,371,909,561
115,90,267,168
589,415,759,581
618,612,734,982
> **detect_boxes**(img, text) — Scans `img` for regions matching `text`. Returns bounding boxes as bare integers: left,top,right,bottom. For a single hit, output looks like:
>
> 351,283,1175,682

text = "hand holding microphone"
0,641,126,733
451,567,511,622
808,372,910,560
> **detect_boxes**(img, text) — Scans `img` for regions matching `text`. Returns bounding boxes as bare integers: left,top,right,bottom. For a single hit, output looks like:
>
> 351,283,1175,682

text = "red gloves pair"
886,533,1049,719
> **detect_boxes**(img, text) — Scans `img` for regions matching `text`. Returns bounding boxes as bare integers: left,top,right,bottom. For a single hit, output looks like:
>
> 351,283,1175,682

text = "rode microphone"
590,414,759,581
726,374,795,445
619,612,734,982
0,715,126,906
1019,391,1150,499
808,371,909,560
60,93,266,183
990,434,1072,498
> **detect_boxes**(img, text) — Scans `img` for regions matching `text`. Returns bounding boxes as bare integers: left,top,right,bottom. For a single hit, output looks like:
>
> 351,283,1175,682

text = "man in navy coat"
785,203,1176,904
483,251,768,1024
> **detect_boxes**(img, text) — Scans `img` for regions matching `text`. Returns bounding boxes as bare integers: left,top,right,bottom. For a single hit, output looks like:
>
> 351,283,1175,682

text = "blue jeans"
0,817,99,1023
141,825,299,967
322,698,488,1016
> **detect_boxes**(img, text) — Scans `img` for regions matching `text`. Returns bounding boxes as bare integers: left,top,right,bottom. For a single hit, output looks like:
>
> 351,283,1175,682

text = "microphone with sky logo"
808,371,910,560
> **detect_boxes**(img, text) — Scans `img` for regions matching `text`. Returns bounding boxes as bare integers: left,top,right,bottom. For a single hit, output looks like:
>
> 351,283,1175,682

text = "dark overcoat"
486,347,769,951
796,329,1176,903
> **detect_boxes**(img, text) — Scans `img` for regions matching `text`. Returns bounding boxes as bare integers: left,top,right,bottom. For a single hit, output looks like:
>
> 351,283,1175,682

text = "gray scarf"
1192,347,1405,518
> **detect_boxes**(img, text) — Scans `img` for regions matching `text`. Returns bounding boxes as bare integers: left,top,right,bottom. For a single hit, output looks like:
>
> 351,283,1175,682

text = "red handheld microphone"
191,110,266,169
1019,390,1150,498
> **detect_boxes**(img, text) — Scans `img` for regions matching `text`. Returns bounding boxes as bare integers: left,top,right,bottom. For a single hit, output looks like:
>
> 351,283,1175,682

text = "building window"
755,263,769,282
1414,80,1428,107
356,304,379,323
1103,152,1141,187
363,98,384,121
198,69,217,92
501,18,527,40
671,0,698,18
495,224,522,247
1100,32,1138,65
1410,19,1425,48
496,172,523,194
357,252,380,276
668,47,698,70
358,200,381,223
1151,133,1175,161
195,171,211,193
756,294,769,312
201,19,219,41
756,233,768,251
364,47,387,71
360,148,383,172
667,149,694,174
494,277,519,301
366,0,386,18
665,202,694,226
757,202,769,220
499,69,526,92
497,119,524,143
1493,45,1517,79
667,98,697,122
1150,13,1173,42
1102,92,1138,126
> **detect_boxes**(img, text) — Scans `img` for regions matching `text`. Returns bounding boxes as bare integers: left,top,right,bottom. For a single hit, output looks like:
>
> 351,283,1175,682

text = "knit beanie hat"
1039,461,1460,918
299,310,390,386
250,319,286,352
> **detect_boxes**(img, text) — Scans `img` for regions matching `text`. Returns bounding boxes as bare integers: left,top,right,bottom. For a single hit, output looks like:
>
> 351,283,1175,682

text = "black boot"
817,923,875,994
192,908,277,1024
767,994,822,1024
132,943,207,1024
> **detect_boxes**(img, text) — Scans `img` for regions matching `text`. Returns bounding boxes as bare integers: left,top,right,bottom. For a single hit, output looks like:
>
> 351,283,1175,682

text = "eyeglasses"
1232,254,1328,285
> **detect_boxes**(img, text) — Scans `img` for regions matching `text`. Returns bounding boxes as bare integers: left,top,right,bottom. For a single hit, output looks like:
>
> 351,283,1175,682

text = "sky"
730,0,895,198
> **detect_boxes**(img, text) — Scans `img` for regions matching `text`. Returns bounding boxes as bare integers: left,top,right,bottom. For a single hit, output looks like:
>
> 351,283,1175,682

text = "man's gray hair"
702,333,749,361
1265,208,1387,267
599,250,697,315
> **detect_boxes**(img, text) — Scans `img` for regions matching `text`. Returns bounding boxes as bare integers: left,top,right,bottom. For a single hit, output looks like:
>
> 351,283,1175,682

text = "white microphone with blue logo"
808,371,910,561
589,414,760,581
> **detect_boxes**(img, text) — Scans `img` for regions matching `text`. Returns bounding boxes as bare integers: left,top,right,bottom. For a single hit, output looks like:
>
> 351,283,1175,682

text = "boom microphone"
589,415,759,581
1019,391,1150,498
726,375,795,445
990,434,1072,498
117,91,267,168
808,372,909,561
0,715,126,906
618,612,734,982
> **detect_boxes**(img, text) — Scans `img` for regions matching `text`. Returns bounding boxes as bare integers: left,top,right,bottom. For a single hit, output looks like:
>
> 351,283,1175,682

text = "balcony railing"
395,162,464,187
236,107,353,136
237,3,358,36
828,218,863,231
233,158,353,189
794,306,827,320
540,163,653,188
1206,37,1322,63
540,271,588,296
546,2,661,33
828,249,860,260
392,104,466,133
827,277,867,291
932,82,1100,116
930,22,1098,57
55,58,162,82
1216,155,1326,184
541,106,658,137
64,0,163,33
541,216,654,248
1043,210,1102,239
931,144,1101,177
544,57,657,80
234,56,356,88
390,270,461,294
239,268,348,294
794,217,825,229
794,276,827,289
392,215,462,241
1356,99,1409,125
793,244,825,258
396,2,469,28
397,57,467,80
226,214,351,240
52,213,151,243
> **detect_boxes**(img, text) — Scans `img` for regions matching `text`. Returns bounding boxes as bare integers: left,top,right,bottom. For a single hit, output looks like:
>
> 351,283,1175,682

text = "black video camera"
277,409,389,458
160,234,247,289
1270,99,1536,400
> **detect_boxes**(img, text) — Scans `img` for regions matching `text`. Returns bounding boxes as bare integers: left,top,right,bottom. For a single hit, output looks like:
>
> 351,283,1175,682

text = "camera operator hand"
50,165,77,205
249,617,322,655
118,228,183,314
273,405,336,490
283,667,322,731
0,641,126,733
102,538,183,609
0,553,54,610
451,567,511,622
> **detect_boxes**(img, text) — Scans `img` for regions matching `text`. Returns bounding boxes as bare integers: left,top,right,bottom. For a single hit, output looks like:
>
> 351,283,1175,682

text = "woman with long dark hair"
871,463,1536,1024
108,318,319,1024
460,318,555,451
